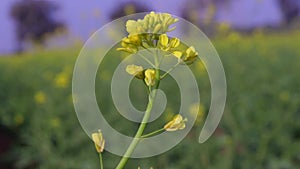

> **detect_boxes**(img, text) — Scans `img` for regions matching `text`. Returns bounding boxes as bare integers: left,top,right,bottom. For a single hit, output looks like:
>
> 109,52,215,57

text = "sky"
0,0,296,54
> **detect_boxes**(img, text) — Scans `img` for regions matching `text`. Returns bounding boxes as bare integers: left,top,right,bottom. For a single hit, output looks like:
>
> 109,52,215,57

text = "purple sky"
217,0,282,28
0,0,293,54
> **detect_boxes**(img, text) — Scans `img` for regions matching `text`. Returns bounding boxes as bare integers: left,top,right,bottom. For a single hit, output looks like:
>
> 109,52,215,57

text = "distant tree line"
9,0,300,53
10,0,64,53
278,0,300,25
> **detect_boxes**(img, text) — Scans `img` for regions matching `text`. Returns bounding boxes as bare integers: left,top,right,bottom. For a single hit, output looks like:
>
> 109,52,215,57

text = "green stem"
141,128,165,138
99,153,103,169
116,52,160,169
137,52,156,68
160,62,180,79
141,44,153,54
115,91,157,169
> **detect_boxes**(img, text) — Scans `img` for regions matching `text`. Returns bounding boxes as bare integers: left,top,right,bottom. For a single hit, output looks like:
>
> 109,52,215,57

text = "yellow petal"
144,69,156,86
92,130,105,153
117,47,137,54
164,114,187,131
159,34,169,47
126,64,144,79
126,20,137,34
172,51,182,59
122,37,131,44
170,38,180,48
186,46,196,56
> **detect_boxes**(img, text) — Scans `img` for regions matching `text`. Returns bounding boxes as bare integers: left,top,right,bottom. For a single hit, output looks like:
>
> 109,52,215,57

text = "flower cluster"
117,11,198,65
126,64,156,87
157,34,198,64
95,12,199,169
117,11,178,54
126,11,178,36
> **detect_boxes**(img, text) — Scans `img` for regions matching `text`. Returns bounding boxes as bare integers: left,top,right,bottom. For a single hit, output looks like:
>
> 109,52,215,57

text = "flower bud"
144,69,156,86
159,34,169,48
92,130,105,153
153,24,162,34
126,64,144,79
164,114,187,131
170,38,180,48
184,46,198,63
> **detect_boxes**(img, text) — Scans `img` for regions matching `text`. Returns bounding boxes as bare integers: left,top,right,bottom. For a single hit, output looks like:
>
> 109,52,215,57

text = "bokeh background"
1,0,300,169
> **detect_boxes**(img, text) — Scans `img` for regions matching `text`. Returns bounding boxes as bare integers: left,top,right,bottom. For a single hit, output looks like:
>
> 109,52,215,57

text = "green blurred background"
1,0,300,169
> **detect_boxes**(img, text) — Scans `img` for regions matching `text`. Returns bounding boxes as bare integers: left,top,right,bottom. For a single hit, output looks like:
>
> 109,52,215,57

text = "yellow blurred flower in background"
217,22,231,34
227,32,241,43
14,114,24,126
34,91,46,104
195,60,206,73
189,103,205,125
279,91,290,102
124,4,136,16
54,72,69,88
50,117,61,128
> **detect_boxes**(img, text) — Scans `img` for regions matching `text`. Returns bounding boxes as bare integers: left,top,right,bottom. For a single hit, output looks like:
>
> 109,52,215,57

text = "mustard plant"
92,11,199,169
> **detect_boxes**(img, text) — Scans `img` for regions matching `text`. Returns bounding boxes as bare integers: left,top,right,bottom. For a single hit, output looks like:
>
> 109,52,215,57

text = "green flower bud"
153,24,162,33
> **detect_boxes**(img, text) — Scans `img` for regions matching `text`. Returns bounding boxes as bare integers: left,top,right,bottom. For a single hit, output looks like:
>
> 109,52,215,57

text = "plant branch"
140,128,165,138
99,153,103,169
160,62,180,79
116,50,161,169
136,52,156,68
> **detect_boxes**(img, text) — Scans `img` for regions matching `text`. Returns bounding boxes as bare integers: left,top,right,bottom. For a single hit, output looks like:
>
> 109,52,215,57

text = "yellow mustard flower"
158,34,181,51
126,11,178,35
122,34,141,46
34,91,46,104
164,114,187,131
185,46,198,61
118,12,179,55
144,69,156,86
159,34,169,49
172,51,183,59
126,20,140,35
92,130,105,153
117,35,141,54
180,46,198,64
169,37,180,48
126,64,144,79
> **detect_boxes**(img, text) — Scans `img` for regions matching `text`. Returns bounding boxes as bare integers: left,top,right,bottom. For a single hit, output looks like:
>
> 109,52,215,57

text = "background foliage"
0,30,300,169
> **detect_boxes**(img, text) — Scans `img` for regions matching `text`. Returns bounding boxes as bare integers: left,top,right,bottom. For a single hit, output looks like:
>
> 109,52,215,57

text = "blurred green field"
0,31,300,169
